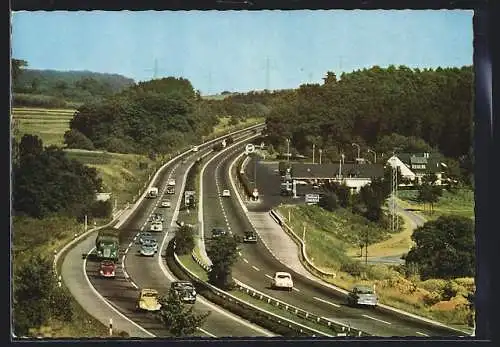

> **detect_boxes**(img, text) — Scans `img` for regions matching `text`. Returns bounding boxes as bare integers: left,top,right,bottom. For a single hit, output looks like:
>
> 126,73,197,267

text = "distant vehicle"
167,178,176,186
347,285,378,307
150,213,164,222
166,185,175,195
136,289,161,312
139,232,154,245
271,271,294,291
150,221,163,232
211,228,227,239
160,200,171,208
95,229,119,261
192,146,199,152
147,187,159,198
242,230,257,243
99,260,116,278
140,242,157,257
222,189,231,197
171,281,197,304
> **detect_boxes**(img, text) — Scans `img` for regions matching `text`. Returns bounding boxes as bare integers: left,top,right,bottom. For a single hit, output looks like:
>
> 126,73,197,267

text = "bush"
419,278,446,293
340,260,366,277
366,264,395,280
441,280,459,301
90,200,113,219
63,129,95,150
423,292,441,307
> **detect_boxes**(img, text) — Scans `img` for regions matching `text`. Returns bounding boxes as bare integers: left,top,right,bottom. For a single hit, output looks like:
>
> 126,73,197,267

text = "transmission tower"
390,164,398,233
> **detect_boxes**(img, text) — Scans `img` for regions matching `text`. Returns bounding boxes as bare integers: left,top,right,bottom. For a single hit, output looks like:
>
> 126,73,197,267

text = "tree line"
12,134,111,220
262,65,474,185
11,59,135,107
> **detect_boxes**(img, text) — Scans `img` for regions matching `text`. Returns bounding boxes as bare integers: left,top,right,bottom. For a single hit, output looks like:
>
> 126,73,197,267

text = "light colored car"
136,289,161,312
150,221,163,232
347,285,378,307
271,271,294,291
160,200,171,208
192,146,199,152
140,243,156,257
139,232,154,245
222,189,231,197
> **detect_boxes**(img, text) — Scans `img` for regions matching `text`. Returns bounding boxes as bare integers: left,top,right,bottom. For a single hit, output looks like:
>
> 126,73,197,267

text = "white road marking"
292,287,300,292
313,296,341,308
362,314,392,325
197,327,217,338
264,274,273,279
416,331,429,337
251,265,260,271
128,242,133,248
129,281,138,289
243,258,249,263
238,252,242,256
125,247,130,254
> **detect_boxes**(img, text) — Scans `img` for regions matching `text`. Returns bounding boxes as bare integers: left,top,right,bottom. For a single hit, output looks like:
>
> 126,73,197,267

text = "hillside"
12,68,136,108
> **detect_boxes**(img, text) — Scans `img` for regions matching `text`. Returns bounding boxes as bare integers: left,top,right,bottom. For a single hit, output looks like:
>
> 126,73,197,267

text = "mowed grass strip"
12,107,76,114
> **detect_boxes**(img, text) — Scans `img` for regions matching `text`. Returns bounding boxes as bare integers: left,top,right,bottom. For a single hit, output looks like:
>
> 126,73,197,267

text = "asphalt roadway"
83,141,274,337
201,142,466,337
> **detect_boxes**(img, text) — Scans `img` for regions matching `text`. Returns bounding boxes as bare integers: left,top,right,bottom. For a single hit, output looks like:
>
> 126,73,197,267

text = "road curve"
84,141,273,337
202,141,466,337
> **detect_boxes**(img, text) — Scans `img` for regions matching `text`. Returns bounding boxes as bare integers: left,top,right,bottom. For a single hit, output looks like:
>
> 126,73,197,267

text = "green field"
11,107,76,146
397,188,474,220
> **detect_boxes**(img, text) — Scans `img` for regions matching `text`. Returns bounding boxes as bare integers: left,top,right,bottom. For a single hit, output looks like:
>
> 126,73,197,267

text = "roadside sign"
245,144,255,155
305,193,320,205
252,188,259,197
184,191,195,205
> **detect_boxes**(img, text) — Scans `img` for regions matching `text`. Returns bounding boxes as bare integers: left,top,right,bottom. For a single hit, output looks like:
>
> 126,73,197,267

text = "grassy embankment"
275,195,475,333
397,188,474,220
11,107,259,337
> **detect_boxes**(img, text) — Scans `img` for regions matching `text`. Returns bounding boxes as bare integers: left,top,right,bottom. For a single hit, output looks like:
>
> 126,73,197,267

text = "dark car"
171,281,197,304
211,228,227,239
242,230,257,243
347,285,378,307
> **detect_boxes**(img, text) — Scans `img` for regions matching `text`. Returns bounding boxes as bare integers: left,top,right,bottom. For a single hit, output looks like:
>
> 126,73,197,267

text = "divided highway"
83,130,274,337
202,140,466,337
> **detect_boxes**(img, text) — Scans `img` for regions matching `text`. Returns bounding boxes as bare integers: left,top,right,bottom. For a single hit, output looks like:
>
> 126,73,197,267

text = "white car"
160,200,171,208
271,271,294,291
150,221,163,232
222,189,231,197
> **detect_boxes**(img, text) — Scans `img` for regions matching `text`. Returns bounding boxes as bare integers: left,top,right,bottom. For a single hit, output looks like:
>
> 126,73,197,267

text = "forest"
11,59,135,107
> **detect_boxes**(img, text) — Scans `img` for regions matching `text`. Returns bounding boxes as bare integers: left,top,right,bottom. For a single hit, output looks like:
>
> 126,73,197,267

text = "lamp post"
319,149,323,165
367,149,377,163
352,143,360,160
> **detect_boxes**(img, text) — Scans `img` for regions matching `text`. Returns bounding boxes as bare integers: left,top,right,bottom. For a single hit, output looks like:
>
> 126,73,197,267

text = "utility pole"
84,215,88,232
286,138,291,163
312,143,315,164
319,149,323,165
352,143,360,160
390,160,398,233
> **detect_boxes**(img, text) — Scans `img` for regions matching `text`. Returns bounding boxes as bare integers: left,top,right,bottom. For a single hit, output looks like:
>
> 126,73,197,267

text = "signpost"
245,143,255,155
304,193,320,205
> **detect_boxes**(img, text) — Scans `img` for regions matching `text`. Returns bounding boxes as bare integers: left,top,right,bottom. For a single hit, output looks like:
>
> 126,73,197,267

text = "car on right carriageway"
346,284,378,307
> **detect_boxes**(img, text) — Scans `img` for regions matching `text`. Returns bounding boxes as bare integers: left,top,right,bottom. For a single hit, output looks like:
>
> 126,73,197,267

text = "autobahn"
84,130,274,337
202,140,466,337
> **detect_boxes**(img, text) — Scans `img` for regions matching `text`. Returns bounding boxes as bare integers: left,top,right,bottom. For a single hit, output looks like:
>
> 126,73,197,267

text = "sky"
11,10,473,95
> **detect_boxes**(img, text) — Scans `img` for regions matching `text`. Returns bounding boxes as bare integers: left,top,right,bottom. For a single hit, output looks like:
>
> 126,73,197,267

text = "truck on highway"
166,182,175,195
95,229,119,261
147,187,159,198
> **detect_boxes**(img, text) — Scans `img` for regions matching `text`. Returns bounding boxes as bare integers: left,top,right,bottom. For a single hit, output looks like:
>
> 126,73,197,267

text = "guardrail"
269,209,338,279
53,207,129,279
188,237,364,337
173,249,333,337
233,279,366,337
